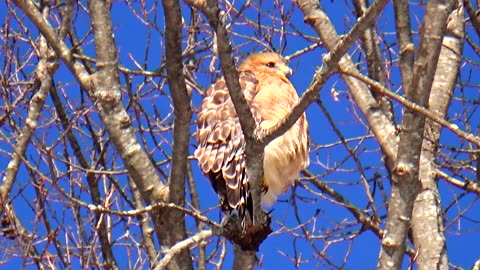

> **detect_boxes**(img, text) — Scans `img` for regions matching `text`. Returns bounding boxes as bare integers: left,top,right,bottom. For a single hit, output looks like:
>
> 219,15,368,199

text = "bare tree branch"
377,1,455,268
411,4,464,269
339,70,480,146
296,0,398,163
353,0,395,123
233,244,257,270
186,0,265,229
183,2,270,267
12,0,91,87
393,0,415,96
0,0,58,212
154,230,213,270
12,0,168,204
268,0,390,147
160,0,194,269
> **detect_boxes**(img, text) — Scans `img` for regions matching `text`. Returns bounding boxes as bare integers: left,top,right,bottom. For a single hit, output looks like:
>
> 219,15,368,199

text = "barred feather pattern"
194,52,310,219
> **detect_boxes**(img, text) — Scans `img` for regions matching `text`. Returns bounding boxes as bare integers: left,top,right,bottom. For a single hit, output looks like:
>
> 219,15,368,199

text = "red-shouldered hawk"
195,52,309,219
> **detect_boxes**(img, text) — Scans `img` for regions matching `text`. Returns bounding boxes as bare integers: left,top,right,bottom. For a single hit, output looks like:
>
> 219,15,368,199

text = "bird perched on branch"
195,52,309,221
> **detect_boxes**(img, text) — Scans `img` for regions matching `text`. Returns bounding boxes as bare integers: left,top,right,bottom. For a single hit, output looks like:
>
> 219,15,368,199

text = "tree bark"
377,1,455,269
411,4,464,269
160,0,194,269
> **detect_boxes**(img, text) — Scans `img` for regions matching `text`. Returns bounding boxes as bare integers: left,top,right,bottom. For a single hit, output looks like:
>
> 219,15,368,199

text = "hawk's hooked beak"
277,64,293,77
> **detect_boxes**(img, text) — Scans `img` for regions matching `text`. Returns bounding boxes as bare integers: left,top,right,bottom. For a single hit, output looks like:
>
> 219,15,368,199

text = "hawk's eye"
265,62,275,68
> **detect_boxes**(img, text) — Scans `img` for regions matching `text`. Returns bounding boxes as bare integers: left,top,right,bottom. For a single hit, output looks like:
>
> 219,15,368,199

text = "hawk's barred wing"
195,71,261,214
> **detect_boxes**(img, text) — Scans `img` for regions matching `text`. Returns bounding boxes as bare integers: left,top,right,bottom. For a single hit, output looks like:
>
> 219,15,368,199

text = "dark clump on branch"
221,211,272,251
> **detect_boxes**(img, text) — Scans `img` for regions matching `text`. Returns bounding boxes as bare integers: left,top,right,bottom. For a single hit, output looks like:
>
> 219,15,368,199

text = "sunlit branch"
263,0,390,147
161,0,194,268
153,230,214,270
12,0,92,89
295,0,398,164
340,68,480,147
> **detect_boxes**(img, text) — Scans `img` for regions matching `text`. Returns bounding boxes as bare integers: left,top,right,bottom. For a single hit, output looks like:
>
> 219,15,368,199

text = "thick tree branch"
353,0,395,123
296,0,398,163
13,0,169,206
233,245,257,270
339,70,480,146
0,48,53,212
83,1,127,268
0,3,55,240
377,1,455,269
393,0,415,97
154,230,213,270
411,4,464,269
12,0,91,88
267,0,390,147
189,0,256,138
13,0,168,201
189,1,266,228
464,0,480,38
160,0,194,269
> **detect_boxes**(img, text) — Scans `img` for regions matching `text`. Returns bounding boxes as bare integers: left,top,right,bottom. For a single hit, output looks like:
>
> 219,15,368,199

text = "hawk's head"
239,52,292,78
